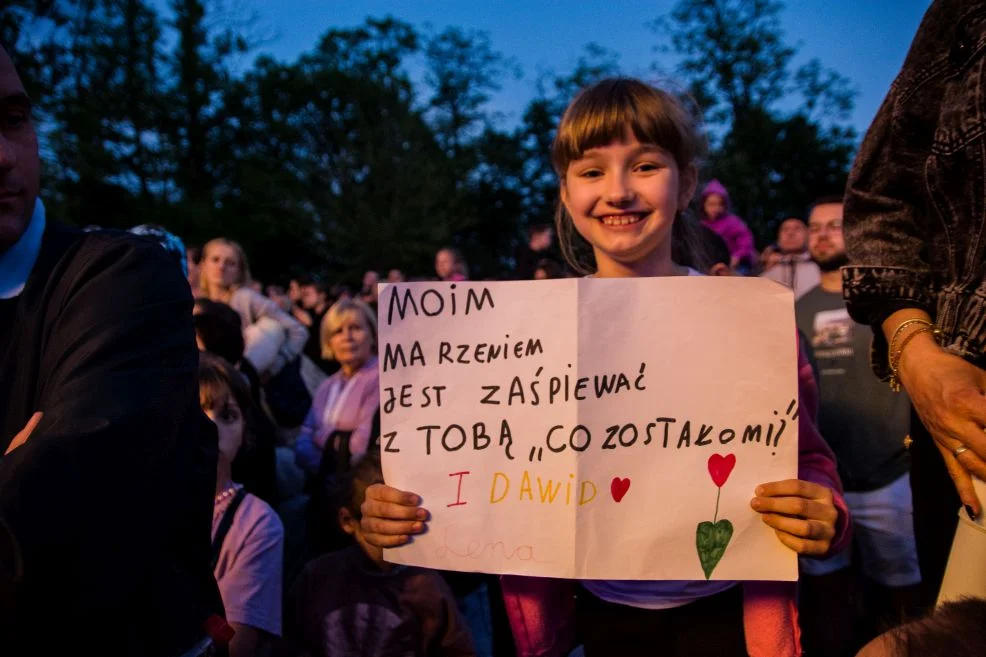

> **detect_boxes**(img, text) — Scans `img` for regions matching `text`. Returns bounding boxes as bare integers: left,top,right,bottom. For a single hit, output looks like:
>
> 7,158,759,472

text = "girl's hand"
360,483,429,548
751,479,838,556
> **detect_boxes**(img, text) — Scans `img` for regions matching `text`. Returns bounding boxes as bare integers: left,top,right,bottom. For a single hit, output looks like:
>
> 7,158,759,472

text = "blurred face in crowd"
387,269,405,283
288,279,302,303
330,310,374,374
530,227,553,251
202,389,244,466
186,249,200,286
362,270,379,290
265,285,291,312
435,249,457,280
0,46,40,253
702,193,727,221
808,202,847,272
777,218,808,254
204,243,243,290
301,284,326,311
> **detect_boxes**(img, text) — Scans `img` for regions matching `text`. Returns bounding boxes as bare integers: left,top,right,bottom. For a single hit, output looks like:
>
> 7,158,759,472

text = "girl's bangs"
198,365,231,411
552,79,691,174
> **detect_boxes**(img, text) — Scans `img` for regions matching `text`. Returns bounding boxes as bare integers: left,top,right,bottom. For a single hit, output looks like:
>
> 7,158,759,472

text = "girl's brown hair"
198,352,259,455
199,238,253,297
551,77,710,275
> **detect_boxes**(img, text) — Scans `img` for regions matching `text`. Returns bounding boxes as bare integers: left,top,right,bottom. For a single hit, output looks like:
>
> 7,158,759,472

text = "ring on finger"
953,445,970,457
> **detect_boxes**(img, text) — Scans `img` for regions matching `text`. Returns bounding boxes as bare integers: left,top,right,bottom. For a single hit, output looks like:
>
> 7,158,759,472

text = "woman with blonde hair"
200,238,310,425
293,298,380,555
293,298,380,476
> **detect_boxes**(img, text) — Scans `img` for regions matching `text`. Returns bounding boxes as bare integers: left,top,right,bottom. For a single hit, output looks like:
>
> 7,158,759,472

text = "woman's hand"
360,484,429,548
751,479,839,556
898,336,986,516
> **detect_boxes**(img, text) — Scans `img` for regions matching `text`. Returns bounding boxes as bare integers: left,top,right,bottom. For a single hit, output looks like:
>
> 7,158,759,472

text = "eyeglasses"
808,221,843,235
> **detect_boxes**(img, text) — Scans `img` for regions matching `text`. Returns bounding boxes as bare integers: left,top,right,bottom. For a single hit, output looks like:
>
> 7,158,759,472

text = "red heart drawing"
707,454,736,488
611,477,631,502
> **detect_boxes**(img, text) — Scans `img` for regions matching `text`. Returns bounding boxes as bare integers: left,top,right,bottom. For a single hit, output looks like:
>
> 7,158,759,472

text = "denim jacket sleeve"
843,0,986,377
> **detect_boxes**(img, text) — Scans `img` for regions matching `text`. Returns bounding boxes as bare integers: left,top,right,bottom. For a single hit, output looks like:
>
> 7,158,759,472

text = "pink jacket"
700,179,759,268
500,342,851,657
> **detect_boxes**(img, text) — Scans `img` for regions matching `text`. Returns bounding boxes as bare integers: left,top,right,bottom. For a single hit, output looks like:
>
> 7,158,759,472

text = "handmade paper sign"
378,277,799,581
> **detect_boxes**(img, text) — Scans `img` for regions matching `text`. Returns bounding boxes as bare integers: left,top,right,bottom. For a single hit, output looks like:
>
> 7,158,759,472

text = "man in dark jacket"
0,45,224,655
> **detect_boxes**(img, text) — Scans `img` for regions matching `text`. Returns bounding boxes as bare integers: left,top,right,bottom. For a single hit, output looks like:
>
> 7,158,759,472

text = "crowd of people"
3,1,986,655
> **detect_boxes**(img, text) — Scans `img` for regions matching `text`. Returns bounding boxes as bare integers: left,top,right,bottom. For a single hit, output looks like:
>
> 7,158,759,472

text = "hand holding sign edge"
751,479,838,557
361,483,429,548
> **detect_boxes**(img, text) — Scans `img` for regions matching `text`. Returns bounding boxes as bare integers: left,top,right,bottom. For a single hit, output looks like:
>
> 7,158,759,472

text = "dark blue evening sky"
165,0,932,137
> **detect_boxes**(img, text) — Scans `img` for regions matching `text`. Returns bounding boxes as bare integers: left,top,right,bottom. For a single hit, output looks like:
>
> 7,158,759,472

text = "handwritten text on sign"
379,277,799,581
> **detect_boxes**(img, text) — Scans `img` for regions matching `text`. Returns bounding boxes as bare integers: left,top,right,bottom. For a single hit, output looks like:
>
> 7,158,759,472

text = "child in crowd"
280,453,475,657
435,246,469,282
200,353,285,657
359,77,850,657
194,298,278,504
698,179,757,273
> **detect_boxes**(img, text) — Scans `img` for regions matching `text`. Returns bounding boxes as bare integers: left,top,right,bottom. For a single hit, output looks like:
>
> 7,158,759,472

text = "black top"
281,545,475,657
0,222,223,655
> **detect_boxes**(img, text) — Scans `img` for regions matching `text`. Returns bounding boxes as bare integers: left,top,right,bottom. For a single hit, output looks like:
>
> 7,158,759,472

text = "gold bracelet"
888,318,934,365
889,325,942,392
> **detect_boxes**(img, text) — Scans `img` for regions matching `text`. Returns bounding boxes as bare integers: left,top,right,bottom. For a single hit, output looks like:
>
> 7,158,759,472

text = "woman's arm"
728,218,758,265
293,407,323,475
244,290,310,375
348,390,381,463
886,308,986,515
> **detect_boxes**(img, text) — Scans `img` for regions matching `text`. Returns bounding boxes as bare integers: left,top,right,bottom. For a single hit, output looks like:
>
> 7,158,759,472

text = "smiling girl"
360,78,850,657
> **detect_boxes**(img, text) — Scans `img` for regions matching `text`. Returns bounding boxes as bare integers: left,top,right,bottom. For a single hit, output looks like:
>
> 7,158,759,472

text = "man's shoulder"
759,265,782,281
51,223,171,267
34,222,186,296
297,548,356,585
796,285,841,310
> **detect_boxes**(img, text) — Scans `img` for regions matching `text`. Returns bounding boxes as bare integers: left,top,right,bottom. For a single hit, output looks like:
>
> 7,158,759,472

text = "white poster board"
378,277,799,581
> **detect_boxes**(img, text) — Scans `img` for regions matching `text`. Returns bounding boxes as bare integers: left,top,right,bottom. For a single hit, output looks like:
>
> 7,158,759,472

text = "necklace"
214,482,240,505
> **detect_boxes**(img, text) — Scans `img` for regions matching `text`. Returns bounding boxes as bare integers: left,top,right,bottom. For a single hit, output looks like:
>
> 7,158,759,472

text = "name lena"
436,525,550,563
